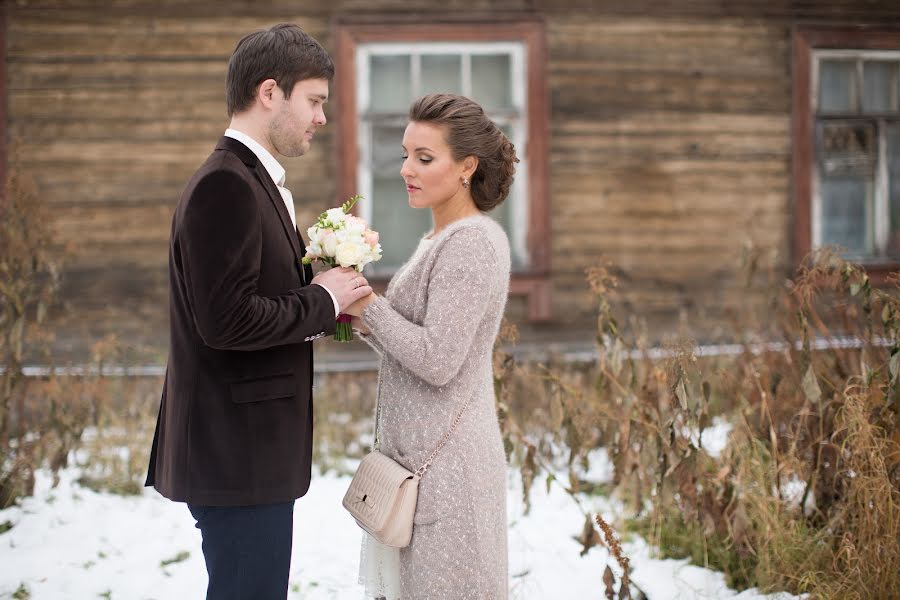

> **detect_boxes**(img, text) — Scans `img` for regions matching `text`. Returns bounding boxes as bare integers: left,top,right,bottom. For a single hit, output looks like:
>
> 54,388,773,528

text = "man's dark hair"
226,23,334,117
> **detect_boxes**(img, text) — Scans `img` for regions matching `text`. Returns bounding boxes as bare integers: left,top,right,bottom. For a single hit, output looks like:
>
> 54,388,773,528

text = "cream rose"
319,229,338,256
335,241,365,268
325,207,347,226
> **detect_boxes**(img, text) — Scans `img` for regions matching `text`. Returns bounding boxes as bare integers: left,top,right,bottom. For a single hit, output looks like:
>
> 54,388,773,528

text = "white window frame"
355,42,529,273
811,49,900,260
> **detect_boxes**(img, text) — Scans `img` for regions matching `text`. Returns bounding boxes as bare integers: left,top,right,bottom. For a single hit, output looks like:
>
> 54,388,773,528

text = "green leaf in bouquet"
341,194,363,213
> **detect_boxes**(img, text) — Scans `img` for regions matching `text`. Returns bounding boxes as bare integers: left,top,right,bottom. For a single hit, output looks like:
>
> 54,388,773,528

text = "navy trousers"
188,501,294,600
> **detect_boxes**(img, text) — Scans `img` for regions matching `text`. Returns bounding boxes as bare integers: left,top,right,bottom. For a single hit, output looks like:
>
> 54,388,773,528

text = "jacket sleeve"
361,227,498,386
178,169,336,351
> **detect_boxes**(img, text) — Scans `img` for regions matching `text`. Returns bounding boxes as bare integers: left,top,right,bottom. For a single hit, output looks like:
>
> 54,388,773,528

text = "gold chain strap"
373,393,473,479
414,395,473,478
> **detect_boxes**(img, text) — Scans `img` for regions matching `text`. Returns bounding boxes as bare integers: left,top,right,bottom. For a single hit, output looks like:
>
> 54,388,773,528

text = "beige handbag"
342,395,472,548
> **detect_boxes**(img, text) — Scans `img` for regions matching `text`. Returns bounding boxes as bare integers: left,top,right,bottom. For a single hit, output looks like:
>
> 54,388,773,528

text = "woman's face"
400,121,469,210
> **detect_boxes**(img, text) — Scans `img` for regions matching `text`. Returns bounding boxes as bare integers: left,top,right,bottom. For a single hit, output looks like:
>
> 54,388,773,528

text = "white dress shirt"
223,128,340,317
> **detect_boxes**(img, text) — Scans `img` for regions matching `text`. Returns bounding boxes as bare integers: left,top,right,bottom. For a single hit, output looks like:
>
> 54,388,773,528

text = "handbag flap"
343,451,418,532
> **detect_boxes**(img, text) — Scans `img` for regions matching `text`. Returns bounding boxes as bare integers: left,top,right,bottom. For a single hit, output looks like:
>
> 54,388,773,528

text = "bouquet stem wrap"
335,313,354,342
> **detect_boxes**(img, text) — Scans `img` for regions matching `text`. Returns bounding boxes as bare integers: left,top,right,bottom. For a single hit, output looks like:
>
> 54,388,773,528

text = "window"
358,44,526,271
794,28,900,276
814,54,900,260
334,20,551,319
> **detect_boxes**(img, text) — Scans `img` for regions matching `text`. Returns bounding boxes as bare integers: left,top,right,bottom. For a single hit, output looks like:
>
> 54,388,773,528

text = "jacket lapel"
215,136,309,285
253,161,304,262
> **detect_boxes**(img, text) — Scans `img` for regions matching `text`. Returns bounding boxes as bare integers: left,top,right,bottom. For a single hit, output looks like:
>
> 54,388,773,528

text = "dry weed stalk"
494,248,900,598
0,155,63,506
595,513,631,590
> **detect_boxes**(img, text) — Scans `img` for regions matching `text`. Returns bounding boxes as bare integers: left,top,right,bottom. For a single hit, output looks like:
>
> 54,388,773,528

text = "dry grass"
496,250,900,598
1,156,64,506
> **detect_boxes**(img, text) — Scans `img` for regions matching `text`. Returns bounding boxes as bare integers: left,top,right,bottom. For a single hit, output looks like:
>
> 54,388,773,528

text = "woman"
346,93,518,599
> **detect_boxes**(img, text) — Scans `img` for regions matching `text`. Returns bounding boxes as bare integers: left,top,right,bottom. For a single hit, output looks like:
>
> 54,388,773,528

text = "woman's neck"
429,196,481,238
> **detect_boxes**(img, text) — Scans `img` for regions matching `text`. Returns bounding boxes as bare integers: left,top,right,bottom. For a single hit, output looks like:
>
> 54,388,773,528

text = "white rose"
335,241,365,268
344,215,366,234
320,230,338,256
325,208,347,226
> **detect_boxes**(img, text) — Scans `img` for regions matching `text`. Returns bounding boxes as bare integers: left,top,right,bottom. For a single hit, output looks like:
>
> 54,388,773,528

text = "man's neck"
228,115,276,157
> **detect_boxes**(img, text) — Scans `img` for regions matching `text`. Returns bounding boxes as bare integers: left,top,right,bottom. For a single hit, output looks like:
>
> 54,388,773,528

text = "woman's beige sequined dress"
360,214,510,599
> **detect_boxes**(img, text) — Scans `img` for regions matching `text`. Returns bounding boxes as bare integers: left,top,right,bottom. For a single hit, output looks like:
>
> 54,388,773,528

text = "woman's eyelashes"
401,154,433,164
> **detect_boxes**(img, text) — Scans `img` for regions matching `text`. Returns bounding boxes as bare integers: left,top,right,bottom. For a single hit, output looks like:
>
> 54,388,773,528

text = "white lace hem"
358,533,401,599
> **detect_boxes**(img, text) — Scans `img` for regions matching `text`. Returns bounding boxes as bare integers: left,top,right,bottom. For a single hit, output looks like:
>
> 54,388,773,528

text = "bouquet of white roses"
302,195,382,341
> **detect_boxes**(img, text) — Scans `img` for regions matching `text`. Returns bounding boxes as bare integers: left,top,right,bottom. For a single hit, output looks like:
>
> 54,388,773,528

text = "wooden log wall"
5,1,900,356
543,16,792,336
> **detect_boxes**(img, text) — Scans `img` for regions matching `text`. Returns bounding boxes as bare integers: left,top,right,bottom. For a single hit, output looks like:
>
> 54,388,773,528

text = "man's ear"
257,78,279,110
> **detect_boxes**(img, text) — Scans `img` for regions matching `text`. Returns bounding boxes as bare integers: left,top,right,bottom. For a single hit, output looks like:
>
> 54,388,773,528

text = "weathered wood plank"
7,60,228,91
8,16,331,59
12,0,900,20
9,88,227,120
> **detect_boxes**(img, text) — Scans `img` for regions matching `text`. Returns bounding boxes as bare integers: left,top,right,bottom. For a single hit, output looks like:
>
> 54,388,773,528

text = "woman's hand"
343,292,378,317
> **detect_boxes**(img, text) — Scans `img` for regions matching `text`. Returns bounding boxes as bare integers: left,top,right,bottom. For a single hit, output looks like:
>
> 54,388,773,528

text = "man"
145,24,371,599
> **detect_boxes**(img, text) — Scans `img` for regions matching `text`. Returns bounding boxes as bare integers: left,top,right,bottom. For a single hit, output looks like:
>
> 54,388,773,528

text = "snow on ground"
697,417,733,459
1,463,796,600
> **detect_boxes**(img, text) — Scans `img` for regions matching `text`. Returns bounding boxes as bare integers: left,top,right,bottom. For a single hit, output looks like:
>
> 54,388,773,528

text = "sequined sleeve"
361,227,499,387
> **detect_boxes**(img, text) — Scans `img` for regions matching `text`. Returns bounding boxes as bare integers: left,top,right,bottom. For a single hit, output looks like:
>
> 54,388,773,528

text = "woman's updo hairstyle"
408,93,519,212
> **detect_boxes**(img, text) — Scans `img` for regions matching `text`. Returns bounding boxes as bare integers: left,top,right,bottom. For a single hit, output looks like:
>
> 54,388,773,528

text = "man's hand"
311,268,372,312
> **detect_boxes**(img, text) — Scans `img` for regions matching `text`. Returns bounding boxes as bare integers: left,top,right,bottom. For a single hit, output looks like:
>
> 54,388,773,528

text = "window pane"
370,55,411,113
820,176,873,255
372,125,404,176
862,61,895,113
371,176,432,271
370,125,431,271
495,208,527,269
819,60,857,114
817,121,876,256
888,122,900,257
491,192,514,247
421,54,462,96
817,121,876,178
471,54,513,111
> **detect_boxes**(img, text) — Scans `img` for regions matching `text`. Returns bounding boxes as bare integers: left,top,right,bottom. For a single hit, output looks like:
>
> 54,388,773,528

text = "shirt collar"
224,128,286,187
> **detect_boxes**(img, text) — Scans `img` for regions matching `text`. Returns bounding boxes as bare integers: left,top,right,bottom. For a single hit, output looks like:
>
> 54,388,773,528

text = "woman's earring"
462,177,470,188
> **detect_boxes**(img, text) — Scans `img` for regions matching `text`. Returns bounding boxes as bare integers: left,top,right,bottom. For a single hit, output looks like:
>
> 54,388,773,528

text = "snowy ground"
1,446,796,600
